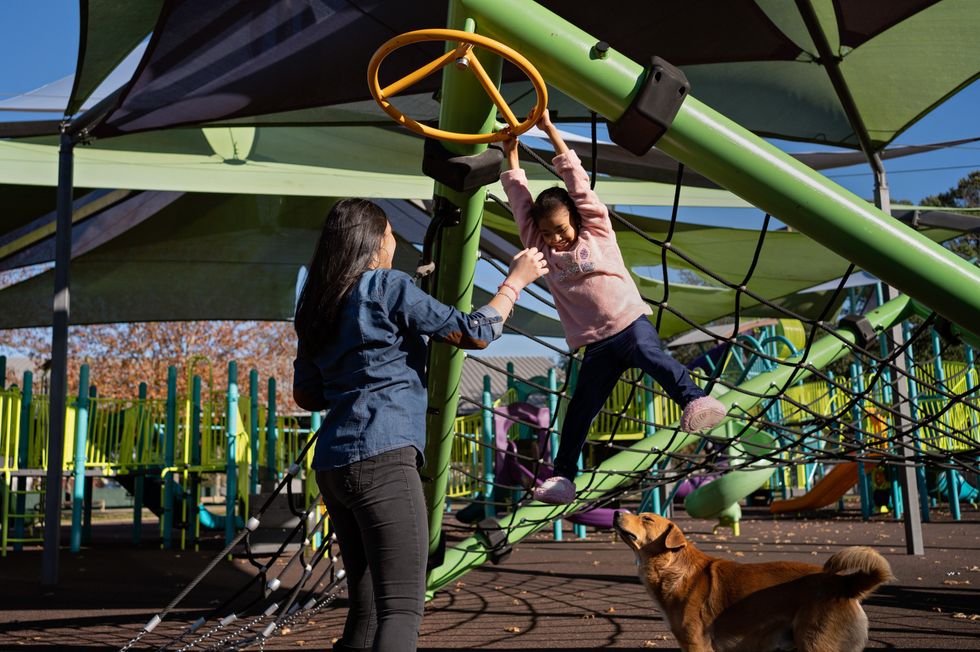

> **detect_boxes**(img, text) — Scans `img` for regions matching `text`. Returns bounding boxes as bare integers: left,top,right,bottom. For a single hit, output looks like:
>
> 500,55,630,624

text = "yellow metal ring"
367,28,548,144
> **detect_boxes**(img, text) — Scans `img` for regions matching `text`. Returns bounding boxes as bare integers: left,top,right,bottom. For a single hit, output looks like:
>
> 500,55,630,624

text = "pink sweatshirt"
500,150,652,349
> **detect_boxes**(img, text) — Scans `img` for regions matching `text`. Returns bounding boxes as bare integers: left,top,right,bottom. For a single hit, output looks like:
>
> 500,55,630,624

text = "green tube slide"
683,427,778,527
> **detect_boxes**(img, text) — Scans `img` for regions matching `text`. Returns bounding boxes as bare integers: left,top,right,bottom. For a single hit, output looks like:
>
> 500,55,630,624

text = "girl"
501,111,726,505
293,198,547,652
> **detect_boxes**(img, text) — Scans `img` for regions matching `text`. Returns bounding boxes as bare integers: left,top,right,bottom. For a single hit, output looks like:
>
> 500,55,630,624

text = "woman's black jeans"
316,446,427,652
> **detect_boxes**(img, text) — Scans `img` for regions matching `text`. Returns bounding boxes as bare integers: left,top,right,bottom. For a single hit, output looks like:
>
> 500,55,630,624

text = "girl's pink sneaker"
680,396,727,433
533,476,576,505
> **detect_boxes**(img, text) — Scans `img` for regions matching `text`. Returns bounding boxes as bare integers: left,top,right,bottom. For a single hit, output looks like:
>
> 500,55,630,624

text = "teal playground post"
266,377,277,482
249,369,259,494
640,373,662,515
310,409,323,549
481,375,495,520
83,385,96,546
547,368,562,540
132,382,147,545
71,364,90,553
226,361,239,546
162,366,177,549
849,362,872,520
190,375,203,548
930,329,961,521
902,321,932,523
13,371,32,552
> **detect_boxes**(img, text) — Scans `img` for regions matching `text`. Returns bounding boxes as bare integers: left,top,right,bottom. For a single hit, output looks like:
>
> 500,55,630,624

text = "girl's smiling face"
537,206,578,251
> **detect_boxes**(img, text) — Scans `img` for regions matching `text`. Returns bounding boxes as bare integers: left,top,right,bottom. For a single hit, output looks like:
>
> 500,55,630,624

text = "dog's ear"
664,524,687,551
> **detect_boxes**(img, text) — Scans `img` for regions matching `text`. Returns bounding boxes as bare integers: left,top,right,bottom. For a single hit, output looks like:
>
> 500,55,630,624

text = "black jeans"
555,315,705,480
316,447,427,652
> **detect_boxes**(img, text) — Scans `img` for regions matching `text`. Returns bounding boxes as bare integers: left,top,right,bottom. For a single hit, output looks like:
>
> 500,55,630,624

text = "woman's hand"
506,247,549,289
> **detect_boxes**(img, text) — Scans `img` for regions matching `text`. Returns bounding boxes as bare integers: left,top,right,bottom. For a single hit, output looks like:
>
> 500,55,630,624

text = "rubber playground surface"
1,506,978,651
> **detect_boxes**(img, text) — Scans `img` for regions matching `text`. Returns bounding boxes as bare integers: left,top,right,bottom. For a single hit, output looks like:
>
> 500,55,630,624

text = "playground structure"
0,0,977,649
0,358,323,556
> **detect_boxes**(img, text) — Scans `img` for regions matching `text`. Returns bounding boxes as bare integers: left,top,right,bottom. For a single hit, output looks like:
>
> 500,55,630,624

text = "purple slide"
490,402,618,529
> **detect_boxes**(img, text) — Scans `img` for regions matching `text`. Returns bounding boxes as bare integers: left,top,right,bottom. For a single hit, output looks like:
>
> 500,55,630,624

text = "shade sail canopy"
65,0,977,150
0,127,751,206
0,192,562,334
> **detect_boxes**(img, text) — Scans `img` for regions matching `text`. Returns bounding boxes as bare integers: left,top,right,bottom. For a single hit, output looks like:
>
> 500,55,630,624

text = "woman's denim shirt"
294,269,503,471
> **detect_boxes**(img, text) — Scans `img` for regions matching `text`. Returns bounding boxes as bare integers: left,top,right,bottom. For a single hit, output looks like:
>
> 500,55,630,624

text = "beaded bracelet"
498,281,521,301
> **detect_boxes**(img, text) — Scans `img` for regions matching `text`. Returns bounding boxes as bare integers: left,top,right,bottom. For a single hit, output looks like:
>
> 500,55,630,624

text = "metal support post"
547,369,562,540
249,369,259,494
226,362,239,546
70,365,89,552
162,366,177,549
481,375,496,521
41,130,74,586
421,5,502,560
14,371,33,552
132,382,146,545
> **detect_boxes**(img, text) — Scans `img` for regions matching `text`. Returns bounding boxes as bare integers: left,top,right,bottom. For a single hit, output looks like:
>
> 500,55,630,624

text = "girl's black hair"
530,186,581,228
294,198,388,352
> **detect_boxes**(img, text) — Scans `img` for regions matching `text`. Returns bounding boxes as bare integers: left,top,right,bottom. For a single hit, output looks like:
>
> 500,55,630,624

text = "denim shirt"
294,269,503,471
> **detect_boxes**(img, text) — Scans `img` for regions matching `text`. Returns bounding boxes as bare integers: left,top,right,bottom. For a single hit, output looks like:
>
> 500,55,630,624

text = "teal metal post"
82,385,96,546
225,362,239,546
162,366,177,549
310,409,323,549
249,369,259,494
132,382,146,545
639,374,662,515
457,0,980,336
849,362,872,520
930,329,960,520
266,378,277,481
14,371,32,552
421,5,503,560
481,376,496,520
70,365,90,553
547,368,562,540
190,376,202,547
902,322,931,523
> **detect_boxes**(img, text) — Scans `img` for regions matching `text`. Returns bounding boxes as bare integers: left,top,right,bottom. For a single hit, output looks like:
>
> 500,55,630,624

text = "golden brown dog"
613,512,893,652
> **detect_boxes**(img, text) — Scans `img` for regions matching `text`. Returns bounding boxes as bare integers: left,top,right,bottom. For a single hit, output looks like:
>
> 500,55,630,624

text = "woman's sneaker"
680,396,727,433
533,476,576,505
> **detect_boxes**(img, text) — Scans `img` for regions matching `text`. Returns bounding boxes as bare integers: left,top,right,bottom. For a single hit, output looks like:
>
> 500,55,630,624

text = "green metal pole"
70,365,89,552
457,0,980,336
426,296,913,593
225,362,239,546
14,371,32,552
421,4,502,560
162,366,177,549
132,382,146,546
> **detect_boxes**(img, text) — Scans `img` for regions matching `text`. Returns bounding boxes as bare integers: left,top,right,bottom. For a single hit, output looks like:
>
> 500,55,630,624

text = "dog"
613,512,893,652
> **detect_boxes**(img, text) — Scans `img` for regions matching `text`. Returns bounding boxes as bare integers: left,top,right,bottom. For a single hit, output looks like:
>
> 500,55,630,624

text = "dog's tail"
824,546,895,600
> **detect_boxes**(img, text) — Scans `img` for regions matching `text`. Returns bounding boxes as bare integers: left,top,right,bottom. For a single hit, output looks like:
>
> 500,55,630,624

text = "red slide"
769,462,859,514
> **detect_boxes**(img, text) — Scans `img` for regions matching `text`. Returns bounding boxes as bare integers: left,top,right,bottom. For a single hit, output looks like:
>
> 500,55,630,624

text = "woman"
293,198,547,652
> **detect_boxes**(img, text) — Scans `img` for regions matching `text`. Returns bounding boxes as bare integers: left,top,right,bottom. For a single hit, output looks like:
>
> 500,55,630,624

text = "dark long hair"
294,198,388,352
530,186,582,229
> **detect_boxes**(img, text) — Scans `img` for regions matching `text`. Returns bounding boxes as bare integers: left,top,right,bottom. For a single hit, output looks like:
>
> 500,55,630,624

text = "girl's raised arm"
499,136,546,249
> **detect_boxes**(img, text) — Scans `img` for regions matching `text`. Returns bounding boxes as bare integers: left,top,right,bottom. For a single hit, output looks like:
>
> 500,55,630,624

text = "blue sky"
1,3,977,358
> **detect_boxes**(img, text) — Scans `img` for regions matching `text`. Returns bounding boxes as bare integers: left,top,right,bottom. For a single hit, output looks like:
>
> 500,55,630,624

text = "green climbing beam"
426,296,913,592
457,0,980,338
421,4,503,557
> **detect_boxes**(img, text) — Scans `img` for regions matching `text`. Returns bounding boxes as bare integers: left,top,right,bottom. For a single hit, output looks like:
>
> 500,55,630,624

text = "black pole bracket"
422,138,504,193
608,56,690,156
476,517,512,565
838,313,878,349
